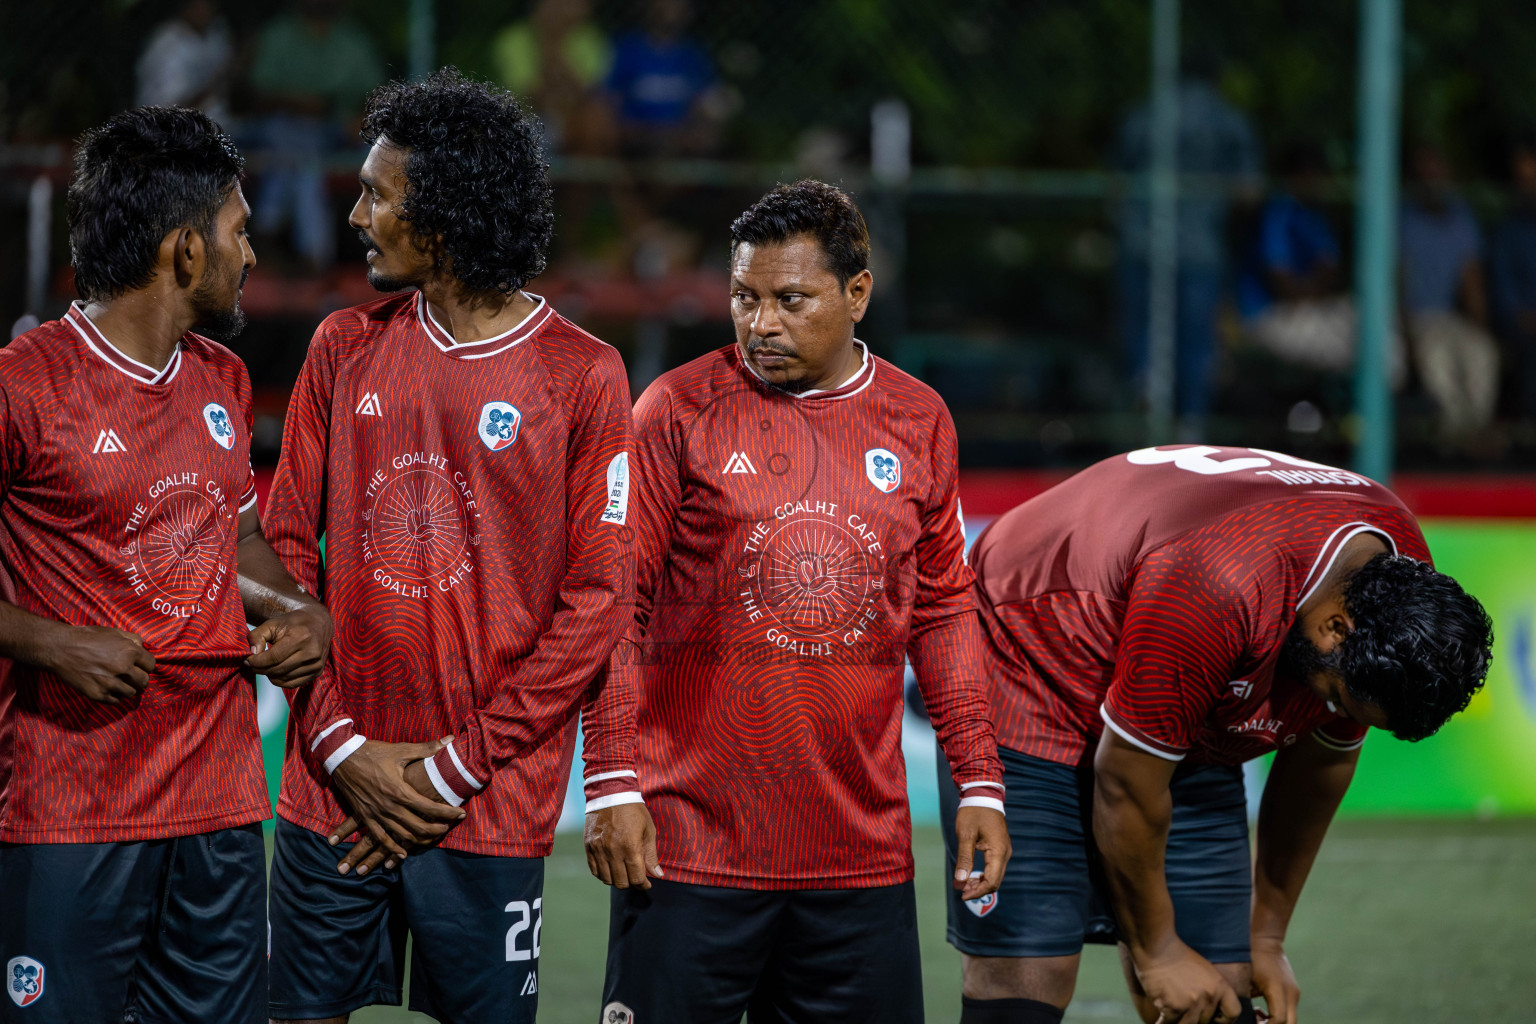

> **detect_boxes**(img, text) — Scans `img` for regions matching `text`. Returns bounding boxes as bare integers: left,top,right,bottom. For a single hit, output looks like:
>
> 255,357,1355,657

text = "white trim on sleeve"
310,718,354,752
584,769,639,785
323,734,366,774
1310,730,1367,751
960,781,1005,792
585,791,647,812
423,756,466,807
445,741,484,790
1099,705,1187,762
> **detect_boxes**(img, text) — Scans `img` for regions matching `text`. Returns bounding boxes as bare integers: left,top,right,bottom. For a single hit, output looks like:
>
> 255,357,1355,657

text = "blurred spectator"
136,0,233,124
248,0,383,270
1400,143,1500,445
1489,134,1536,422
607,0,727,157
1238,142,1402,381
1115,54,1260,431
491,0,614,156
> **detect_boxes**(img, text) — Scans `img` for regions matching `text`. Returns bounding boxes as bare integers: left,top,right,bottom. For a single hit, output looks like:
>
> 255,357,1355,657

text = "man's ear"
166,225,205,288
1318,603,1355,654
846,268,874,323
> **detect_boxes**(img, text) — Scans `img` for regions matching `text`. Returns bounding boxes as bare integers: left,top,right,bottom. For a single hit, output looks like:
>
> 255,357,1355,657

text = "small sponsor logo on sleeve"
601,452,630,525
7,956,44,1007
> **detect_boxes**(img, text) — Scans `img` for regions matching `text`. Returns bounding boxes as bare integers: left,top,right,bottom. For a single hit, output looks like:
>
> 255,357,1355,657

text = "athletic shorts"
938,744,1252,962
602,877,923,1024
0,823,266,1024
267,818,544,1023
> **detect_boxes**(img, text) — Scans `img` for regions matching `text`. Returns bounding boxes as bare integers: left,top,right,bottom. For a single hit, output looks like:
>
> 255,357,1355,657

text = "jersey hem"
0,802,271,843
656,861,915,890
274,805,556,858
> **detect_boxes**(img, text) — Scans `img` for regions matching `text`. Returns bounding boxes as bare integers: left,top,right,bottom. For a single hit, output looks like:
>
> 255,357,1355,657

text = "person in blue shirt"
1488,134,1536,423
607,0,725,157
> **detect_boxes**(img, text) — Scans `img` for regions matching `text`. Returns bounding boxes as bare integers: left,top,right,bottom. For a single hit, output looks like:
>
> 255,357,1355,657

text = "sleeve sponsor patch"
601,452,630,525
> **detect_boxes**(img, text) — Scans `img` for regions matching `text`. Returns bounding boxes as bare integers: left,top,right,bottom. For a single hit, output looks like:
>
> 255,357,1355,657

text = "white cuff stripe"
1310,730,1367,751
310,718,354,752
238,491,259,512
958,796,1006,815
960,781,1005,791
445,741,483,790
423,756,466,807
1099,706,1187,762
584,769,639,784
586,792,646,812
323,734,366,774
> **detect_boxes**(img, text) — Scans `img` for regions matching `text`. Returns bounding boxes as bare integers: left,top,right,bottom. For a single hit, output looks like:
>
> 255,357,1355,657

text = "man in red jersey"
262,69,633,1024
0,107,331,1024
583,180,1010,1023
940,445,1492,1024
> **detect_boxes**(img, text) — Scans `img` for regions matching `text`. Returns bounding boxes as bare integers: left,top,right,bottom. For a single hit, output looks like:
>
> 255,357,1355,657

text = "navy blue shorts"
938,744,1252,962
603,878,924,1024
0,823,266,1024
267,818,544,1023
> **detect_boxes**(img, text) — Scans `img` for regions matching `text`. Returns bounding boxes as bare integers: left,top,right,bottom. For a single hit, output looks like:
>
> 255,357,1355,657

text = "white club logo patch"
202,402,235,450
963,873,998,918
864,448,901,493
478,402,522,451
602,1002,635,1023
7,956,44,1007
601,452,630,525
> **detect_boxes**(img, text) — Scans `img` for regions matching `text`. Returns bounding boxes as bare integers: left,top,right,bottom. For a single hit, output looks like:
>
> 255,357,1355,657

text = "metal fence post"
1146,0,1181,442
409,0,435,81
1353,0,1402,482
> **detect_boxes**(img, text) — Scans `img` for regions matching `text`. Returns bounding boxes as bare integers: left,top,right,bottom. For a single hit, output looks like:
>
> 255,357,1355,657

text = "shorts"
267,818,544,1023
938,744,1252,962
0,823,266,1024
602,877,923,1024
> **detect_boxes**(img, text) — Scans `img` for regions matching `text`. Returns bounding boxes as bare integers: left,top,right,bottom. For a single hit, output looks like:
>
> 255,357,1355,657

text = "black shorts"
267,817,544,1023
938,744,1252,963
602,877,923,1024
0,823,266,1024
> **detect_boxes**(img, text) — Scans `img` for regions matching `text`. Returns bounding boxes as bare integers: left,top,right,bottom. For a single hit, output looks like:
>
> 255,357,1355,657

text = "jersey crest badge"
92,428,127,453
601,452,630,525
7,956,44,1007
964,891,998,918
864,448,901,493
202,402,235,450
602,1002,635,1024
478,402,522,451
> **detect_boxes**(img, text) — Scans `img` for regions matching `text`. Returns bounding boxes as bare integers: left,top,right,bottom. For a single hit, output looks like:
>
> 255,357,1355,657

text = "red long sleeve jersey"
586,342,1003,890
0,305,266,842
970,445,1432,768
263,293,633,856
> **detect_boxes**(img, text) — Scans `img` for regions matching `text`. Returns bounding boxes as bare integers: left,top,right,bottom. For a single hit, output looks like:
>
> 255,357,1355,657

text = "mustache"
358,231,376,250
745,337,794,357
239,266,250,289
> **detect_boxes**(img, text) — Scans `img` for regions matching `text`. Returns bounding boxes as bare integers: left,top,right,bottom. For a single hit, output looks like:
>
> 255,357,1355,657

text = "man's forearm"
237,532,322,623
0,600,65,669
1251,738,1358,941
1093,731,1181,957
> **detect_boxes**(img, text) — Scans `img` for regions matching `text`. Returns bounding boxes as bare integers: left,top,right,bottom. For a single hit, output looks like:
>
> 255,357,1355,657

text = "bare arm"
0,601,154,706
236,505,333,689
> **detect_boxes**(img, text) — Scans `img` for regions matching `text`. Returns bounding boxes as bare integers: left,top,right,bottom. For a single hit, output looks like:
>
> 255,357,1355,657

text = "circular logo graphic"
138,489,223,602
753,516,879,639
368,468,469,580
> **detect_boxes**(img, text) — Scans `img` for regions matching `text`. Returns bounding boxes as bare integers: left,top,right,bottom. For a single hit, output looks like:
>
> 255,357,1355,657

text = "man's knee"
960,953,1077,1007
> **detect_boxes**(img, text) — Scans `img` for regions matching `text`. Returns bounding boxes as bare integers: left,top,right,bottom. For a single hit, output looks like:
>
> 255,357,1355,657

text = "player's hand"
1250,936,1299,1024
584,802,663,890
42,624,155,705
952,805,1011,900
328,737,465,873
1132,939,1244,1024
246,604,332,688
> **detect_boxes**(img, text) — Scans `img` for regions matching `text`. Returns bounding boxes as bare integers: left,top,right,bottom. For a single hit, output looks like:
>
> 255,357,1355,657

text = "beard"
361,230,415,293
745,338,814,394
1276,621,1344,684
191,256,248,343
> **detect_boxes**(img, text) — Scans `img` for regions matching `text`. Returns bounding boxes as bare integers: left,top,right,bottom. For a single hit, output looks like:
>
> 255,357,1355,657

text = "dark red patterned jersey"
0,304,267,842
970,445,1432,767
263,292,633,857
585,341,1004,890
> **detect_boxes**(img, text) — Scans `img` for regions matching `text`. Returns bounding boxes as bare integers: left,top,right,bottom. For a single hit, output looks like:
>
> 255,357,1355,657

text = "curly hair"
361,67,553,295
729,179,870,285
68,106,244,301
1338,553,1494,741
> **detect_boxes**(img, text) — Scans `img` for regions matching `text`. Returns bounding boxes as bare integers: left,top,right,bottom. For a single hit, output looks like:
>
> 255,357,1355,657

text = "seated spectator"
248,0,383,271
607,0,727,157
490,0,614,156
1489,133,1536,423
136,0,233,124
1238,141,1403,381
1400,143,1501,447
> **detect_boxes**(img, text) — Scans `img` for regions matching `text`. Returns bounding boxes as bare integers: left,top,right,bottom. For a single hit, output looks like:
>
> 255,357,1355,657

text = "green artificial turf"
335,817,1535,1023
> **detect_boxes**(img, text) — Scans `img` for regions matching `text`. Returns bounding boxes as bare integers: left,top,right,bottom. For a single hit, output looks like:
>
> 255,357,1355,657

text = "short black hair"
361,67,553,295
1338,554,1493,741
68,106,244,302
729,180,870,286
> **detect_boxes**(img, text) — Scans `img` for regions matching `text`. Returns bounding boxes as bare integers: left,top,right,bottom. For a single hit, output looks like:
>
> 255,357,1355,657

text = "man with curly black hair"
263,68,634,1024
944,445,1492,1024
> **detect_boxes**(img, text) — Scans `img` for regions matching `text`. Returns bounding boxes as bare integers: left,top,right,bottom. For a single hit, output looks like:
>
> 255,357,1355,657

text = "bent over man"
585,180,1010,1024
942,445,1492,1024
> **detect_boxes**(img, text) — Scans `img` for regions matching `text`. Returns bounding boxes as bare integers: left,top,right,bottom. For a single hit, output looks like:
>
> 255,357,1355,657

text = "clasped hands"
325,736,467,876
